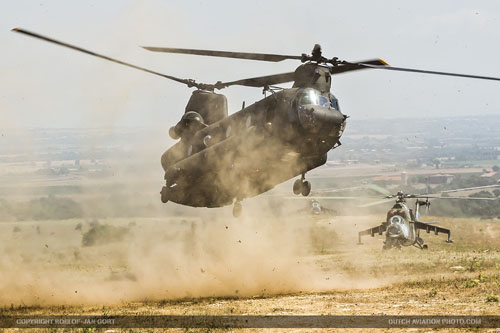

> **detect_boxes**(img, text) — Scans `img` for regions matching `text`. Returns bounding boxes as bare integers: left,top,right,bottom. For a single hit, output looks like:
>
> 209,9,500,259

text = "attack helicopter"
358,185,500,249
290,199,338,217
12,28,500,217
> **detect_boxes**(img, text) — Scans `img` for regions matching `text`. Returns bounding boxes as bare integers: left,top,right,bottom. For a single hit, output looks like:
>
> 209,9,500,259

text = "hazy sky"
2,0,500,128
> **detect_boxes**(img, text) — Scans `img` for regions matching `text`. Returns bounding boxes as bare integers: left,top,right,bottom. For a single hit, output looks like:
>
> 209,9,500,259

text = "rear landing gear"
160,186,168,203
293,174,311,197
233,200,242,218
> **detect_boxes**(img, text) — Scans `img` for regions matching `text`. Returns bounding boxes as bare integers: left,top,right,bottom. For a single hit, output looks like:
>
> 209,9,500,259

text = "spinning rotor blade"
142,46,302,62
217,72,295,88
416,196,498,201
364,183,392,196
359,62,500,82
331,59,389,75
358,198,395,208
286,196,366,200
437,184,500,194
11,28,209,89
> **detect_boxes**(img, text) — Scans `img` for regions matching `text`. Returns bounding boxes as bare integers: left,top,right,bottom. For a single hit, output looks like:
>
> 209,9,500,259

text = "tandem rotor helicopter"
12,28,500,217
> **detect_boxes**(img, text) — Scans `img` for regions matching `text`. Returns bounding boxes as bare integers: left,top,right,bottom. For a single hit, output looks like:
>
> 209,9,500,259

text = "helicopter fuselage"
161,74,346,208
358,195,452,249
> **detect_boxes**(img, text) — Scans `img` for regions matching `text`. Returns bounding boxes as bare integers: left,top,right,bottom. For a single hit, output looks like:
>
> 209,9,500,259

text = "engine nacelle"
185,90,228,125
169,126,180,140
173,111,207,138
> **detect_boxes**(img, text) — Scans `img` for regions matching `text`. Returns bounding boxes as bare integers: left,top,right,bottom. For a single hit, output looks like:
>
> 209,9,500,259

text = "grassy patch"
81,224,129,247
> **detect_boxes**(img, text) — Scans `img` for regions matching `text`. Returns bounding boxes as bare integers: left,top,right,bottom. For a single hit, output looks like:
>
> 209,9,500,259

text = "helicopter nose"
298,105,345,135
387,224,402,238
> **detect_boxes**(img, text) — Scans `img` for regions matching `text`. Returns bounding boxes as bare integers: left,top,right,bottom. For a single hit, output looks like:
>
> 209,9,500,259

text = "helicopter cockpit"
293,88,346,135
296,88,339,110
387,204,410,221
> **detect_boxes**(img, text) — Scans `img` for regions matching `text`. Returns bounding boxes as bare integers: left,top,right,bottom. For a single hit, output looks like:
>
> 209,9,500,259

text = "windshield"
298,89,320,106
330,95,339,110
297,88,333,108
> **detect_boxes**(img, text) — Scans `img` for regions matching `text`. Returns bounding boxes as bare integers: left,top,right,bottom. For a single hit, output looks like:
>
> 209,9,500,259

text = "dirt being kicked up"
1,213,500,326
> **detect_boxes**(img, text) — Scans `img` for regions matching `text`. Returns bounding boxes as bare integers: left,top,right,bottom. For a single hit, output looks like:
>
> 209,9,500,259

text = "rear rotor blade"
12,28,203,88
142,46,302,62
217,72,295,88
359,62,500,82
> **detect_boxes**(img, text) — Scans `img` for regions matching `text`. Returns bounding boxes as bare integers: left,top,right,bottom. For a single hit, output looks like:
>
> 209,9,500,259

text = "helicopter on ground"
357,185,500,249
292,199,338,217
12,28,500,217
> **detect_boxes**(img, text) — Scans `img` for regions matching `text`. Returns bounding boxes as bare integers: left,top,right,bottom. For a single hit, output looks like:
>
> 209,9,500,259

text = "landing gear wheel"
301,180,311,196
293,179,302,195
160,186,168,203
422,244,428,250
233,201,242,218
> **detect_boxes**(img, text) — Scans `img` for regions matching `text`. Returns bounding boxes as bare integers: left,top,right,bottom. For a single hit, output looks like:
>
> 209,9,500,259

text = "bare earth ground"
1,213,500,332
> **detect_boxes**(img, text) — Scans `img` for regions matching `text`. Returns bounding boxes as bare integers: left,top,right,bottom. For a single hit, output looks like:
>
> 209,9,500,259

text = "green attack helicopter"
358,185,500,249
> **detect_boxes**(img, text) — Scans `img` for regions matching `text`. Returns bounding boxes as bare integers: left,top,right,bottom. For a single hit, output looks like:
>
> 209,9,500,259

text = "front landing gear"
233,200,242,218
415,237,429,250
293,173,311,196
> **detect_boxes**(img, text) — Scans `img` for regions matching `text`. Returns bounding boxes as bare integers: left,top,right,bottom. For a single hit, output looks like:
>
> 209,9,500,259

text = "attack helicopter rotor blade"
436,184,500,194
216,72,296,89
364,183,392,196
358,198,395,208
285,196,377,200
11,28,210,89
358,62,500,82
142,46,302,62
414,195,498,201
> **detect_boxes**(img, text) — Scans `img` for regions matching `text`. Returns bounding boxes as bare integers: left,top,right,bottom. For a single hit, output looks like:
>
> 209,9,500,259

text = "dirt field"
1,211,500,332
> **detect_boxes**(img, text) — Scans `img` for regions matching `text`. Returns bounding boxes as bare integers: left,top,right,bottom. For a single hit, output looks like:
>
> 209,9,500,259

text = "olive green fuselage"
161,64,346,208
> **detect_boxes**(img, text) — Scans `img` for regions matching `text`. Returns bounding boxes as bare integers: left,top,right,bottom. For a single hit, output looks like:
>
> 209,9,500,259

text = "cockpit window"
330,94,339,110
298,89,320,106
319,96,329,107
297,88,338,110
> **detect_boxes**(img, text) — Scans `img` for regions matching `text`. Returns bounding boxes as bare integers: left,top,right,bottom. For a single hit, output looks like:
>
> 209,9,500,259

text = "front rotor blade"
12,28,195,87
218,72,295,88
142,46,302,62
331,58,389,75
359,62,500,82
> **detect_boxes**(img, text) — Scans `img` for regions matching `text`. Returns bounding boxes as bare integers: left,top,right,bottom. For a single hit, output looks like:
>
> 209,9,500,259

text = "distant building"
481,171,499,179
401,171,408,186
373,176,401,185
429,173,454,184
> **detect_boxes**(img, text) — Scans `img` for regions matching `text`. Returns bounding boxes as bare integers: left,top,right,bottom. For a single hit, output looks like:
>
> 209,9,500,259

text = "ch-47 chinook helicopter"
358,185,500,250
12,28,500,217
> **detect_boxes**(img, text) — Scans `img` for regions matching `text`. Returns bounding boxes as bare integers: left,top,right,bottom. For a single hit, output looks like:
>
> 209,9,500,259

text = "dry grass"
0,214,499,333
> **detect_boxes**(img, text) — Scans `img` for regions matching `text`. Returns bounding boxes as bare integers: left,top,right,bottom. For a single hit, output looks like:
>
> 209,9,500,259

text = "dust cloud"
0,1,390,306
0,205,390,306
